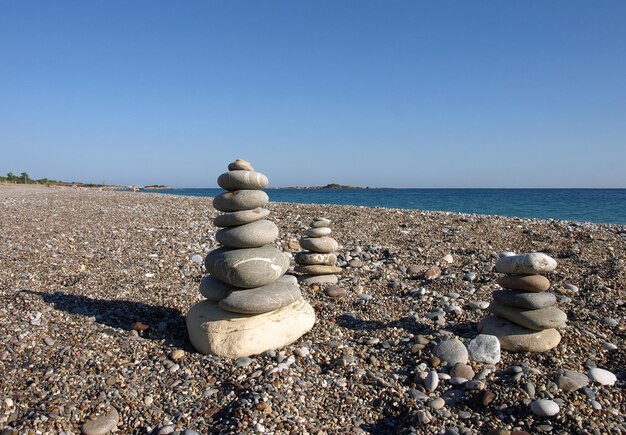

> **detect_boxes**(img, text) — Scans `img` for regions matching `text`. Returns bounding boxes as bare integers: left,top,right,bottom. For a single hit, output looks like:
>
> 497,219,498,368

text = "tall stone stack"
478,252,567,352
186,159,315,358
294,217,342,284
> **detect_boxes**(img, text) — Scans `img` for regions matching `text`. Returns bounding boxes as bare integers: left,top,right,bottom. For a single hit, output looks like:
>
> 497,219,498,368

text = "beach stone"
492,290,557,310
299,236,338,253
425,370,439,392
205,246,289,288
488,301,567,330
467,334,501,364
497,275,551,292
558,370,589,392
228,159,254,171
219,276,302,314
433,338,468,366
213,207,270,227
298,274,338,285
450,363,475,380
187,299,315,358
495,253,557,275
294,265,342,275
443,254,454,263
424,266,442,280
305,227,332,237
215,219,278,248
217,170,269,191
81,406,119,435
294,252,337,266
311,219,331,228
324,285,346,298
587,368,617,386
199,275,232,301
477,315,561,352
213,190,269,212
530,399,559,417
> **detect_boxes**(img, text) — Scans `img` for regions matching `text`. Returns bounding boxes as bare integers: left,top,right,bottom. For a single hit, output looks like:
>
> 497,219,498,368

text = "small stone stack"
186,159,315,358
478,252,567,353
294,217,342,285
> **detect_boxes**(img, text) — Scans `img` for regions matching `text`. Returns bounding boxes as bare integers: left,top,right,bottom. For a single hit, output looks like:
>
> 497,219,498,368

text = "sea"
141,188,626,225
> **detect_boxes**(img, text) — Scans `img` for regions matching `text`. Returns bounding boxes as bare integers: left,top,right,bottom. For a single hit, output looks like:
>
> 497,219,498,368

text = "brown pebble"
424,266,442,280
132,322,150,332
324,285,346,298
429,356,441,367
497,275,550,292
479,389,495,406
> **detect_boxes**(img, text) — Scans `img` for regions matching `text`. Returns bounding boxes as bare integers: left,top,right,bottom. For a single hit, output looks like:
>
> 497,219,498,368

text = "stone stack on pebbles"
478,252,567,352
294,217,342,284
186,159,315,358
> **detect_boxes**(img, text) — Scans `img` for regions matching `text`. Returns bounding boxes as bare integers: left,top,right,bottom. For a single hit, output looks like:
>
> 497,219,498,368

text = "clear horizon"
2,1,625,188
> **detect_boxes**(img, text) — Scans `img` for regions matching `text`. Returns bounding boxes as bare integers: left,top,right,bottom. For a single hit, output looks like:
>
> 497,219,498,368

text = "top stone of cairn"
495,253,557,275
228,158,254,171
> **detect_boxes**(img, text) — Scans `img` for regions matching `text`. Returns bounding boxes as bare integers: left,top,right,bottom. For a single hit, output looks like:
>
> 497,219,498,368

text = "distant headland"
270,183,367,190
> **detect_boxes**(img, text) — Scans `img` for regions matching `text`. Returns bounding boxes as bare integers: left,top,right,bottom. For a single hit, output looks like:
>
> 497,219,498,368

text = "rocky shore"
0,186,624,434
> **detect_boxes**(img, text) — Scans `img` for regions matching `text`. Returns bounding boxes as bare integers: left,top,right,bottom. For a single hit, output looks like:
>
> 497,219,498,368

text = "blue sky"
1,1,625,188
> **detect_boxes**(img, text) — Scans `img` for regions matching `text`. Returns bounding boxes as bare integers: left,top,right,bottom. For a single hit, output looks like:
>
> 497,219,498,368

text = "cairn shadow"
20,289,192,350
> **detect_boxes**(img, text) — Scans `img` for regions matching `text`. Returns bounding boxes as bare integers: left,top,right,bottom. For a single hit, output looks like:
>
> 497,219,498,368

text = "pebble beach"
1,185,625,434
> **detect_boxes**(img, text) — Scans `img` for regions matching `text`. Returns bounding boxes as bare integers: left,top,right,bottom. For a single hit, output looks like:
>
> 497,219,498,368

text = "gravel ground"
0,185,625,434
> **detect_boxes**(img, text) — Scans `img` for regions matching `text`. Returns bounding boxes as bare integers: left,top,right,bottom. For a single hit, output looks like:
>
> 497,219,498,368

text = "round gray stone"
495,253,557,275
213,190,269,212
228,159,254,171
294,251,337,266
81,406,119,435
467,334,501,364
487,301,567,330
305,227,332,237
217,170,269,191
298,274,338,285
219,275,302,314
433,338,468,366
311,219,331,228
492,290,557,310
477,315,561,352
213,208,270,227
205,246,289,288
530,399,559,417
215,219,278,248
199,275,231,301
587,368,617,385
299,236,338,253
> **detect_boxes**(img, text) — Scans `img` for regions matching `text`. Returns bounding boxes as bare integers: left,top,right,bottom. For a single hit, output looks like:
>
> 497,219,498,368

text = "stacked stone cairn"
478,252,567,352
294,217,342,284
186,159,315,358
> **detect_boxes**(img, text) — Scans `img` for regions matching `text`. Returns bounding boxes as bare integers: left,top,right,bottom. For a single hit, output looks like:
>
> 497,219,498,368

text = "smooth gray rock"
219,275,302,314
425,370,439,392
217,170,269,191
495,253,557,274
311,219,331,228
558,370,589,392
294,251,337,266
530,399,559,417
467,334,501,364
433,338,468,366
205,246,289,288
213,208,270,227
497,274,551,292
298,274,338,285
215,219,278,248
294,265,342,275
477,315,561,352
213,190,269,212
488,300,567,330
199,275,232,301
299,236,338,253
305,227,332,237
492,290,557,310
228,159,254,171
81,406,119,435
587,368,617,385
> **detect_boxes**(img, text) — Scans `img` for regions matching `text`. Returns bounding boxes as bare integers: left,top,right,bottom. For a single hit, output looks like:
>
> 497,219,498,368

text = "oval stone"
217,170,269,191
492,290,557,310
531,399,559,417
487,301,567,330
495,253,557,275
205,246,289,288
305,227,332,237
187,298,315,358
294,265,343,275
81,407,120,435
298,274,338,285
228,159,254,171
311,219,331,228
498,274,550,292
478,315,561,352
433,338,468,366
299,236,338,253
219,275,302,314
295,252,337,266
213,208,270,227
213,190,269,212
215,219,278,248
199,275,231,301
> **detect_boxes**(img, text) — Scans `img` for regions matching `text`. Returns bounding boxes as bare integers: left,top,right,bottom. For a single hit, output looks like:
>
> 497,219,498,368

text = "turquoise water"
142,188,626,225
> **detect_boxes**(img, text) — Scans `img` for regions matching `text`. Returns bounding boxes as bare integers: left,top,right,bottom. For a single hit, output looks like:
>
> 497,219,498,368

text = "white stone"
587,368,617,386
424,370,439,392
186,299,315,358
467,334,501,364
530,399,559,417
495,252,557,274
